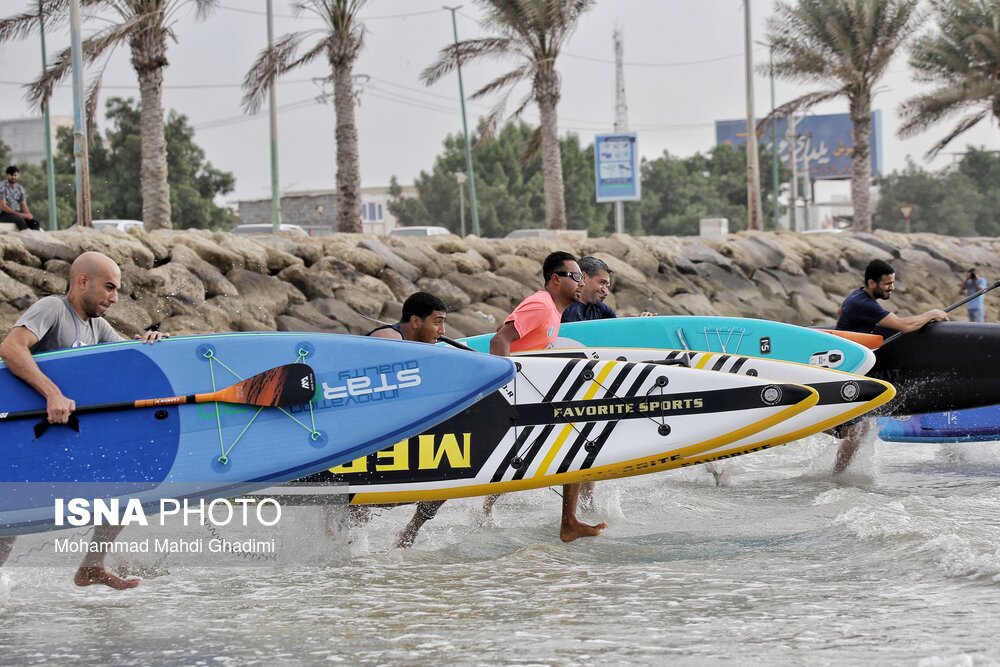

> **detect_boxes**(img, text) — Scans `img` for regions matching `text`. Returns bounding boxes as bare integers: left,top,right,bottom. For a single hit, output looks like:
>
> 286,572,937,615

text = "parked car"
231,223,307,236
90,219,144,232
505,228,555,239
388,225,450,237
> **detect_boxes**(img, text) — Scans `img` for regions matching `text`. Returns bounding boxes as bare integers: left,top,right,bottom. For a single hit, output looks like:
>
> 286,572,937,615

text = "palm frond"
242,31,312,114
25,16,137,108
421,37,514,85
758,89,843,130
922,110,990,158
900,0,1000,144
84,77,102,141
468,63,532,101
0,0,70,43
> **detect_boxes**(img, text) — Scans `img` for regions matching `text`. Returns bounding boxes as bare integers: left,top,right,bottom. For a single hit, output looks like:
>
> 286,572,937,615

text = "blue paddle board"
460,316,875,374
879,405,1000,443
0,332,514,535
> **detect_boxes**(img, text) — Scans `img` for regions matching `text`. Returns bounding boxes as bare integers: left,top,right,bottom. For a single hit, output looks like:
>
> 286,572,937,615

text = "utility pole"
69,0,91,227
266,0,282,232
612,26,627,235
454,171,467,237
742,1,763,231
766,44,779,230
787,114,798,231
444,6,480,236
39,0,57,230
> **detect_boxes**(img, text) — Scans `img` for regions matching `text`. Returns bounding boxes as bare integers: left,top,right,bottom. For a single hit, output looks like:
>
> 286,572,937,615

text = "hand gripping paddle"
882,279,1000,345
0,363,317,439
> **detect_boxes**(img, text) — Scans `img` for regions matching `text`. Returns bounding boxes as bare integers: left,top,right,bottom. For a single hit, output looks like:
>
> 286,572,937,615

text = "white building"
0,116,73,167
235,184,417,235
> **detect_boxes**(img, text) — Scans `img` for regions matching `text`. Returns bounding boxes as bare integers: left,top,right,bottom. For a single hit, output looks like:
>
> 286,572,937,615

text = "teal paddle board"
460,316,875,374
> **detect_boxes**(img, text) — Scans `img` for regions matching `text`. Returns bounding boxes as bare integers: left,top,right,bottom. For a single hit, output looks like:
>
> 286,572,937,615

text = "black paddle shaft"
882,279,1000,345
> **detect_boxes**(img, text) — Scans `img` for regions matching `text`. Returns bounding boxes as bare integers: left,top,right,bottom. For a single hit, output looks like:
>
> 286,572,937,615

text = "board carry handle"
1,364,317,436
882,279,1000,345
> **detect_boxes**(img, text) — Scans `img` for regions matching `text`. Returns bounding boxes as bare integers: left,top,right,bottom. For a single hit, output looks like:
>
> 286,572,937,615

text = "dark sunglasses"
552,270,583,282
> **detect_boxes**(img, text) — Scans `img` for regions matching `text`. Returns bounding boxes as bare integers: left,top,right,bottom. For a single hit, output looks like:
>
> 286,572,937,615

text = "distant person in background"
832,259,949,474
0,165,39,231
363,292,451,548
962,268,988,322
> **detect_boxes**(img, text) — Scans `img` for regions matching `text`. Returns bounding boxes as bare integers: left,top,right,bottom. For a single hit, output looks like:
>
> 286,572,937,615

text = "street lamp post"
454,171,467,237
755,39,781,230
443,6,480,237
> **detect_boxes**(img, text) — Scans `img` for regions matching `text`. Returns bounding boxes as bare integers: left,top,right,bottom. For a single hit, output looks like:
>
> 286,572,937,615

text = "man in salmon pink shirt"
486,251,608,542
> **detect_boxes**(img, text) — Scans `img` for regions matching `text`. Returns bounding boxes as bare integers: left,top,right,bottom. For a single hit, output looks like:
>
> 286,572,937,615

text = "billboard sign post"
594,133,641,203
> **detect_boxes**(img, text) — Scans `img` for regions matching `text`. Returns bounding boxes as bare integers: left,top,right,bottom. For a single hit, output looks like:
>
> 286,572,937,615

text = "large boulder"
226,267,306,319
170,244,238,298
11,231,77,264
416,277,472,311
360,238,422,282
277,263,336,300
56,228,156,269
310,297,375,333
0,268,37,310
148,263,206,305
334,274,395,318
1,261,67,296
104,295,155,338
174,234,245,273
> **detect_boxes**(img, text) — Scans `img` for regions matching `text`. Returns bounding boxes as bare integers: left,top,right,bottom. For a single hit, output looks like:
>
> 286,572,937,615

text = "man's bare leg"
482,494,500,516
833,420,871,475
0,536,15,568
73,525,138,590
578,482,596,512
560,483,607,543
394,500,446,549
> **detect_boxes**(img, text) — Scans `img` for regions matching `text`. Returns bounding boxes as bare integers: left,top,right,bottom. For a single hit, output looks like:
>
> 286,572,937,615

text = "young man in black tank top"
362,292,449,547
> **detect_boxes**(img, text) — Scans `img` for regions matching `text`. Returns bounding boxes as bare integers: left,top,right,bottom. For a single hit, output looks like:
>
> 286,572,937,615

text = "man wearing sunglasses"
486,251,608,542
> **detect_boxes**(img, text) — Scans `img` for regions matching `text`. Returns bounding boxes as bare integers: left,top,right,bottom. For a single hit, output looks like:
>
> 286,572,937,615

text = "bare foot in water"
560,519,607,543
73,566,139,590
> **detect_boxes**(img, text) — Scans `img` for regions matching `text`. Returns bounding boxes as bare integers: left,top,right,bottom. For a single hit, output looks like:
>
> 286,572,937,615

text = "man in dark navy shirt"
832,259,949,473
562,257,618,323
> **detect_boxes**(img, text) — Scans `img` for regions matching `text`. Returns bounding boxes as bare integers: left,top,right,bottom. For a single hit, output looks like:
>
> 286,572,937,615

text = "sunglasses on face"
552,270,583,282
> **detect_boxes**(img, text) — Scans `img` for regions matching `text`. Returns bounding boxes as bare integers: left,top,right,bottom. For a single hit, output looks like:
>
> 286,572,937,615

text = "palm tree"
899,0,1000,159
421,0,594,231
762,0,921,233
243,0,366,235
0,0,219,231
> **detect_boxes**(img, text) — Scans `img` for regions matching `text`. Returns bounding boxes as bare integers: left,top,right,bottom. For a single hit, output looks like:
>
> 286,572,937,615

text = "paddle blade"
207,363,316,407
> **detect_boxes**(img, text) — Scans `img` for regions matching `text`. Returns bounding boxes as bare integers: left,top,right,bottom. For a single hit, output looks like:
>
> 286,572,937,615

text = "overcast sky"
1,0,998,206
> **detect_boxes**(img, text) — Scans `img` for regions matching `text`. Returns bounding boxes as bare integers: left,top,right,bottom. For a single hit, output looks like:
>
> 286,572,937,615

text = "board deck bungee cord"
517,348,895,467
459,316,877,375
0,332,515,535
289,356,818,504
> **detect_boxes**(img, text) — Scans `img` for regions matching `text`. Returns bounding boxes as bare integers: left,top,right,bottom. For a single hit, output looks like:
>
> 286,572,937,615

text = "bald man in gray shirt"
0,251,167,589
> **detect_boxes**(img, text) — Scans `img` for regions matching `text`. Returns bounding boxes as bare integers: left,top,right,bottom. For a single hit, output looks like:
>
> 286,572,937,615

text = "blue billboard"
715,111,882,180
594,133,641,202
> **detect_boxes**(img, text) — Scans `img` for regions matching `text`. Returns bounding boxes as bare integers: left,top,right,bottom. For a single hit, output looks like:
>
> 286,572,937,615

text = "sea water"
3,435,1000,665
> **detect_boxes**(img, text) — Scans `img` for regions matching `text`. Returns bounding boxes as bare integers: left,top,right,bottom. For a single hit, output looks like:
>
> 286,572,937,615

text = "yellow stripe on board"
694,353,713,370
534,360,618,478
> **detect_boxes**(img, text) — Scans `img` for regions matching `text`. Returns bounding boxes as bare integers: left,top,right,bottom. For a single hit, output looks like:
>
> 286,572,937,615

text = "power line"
562,50,749,68
216,3,442,21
